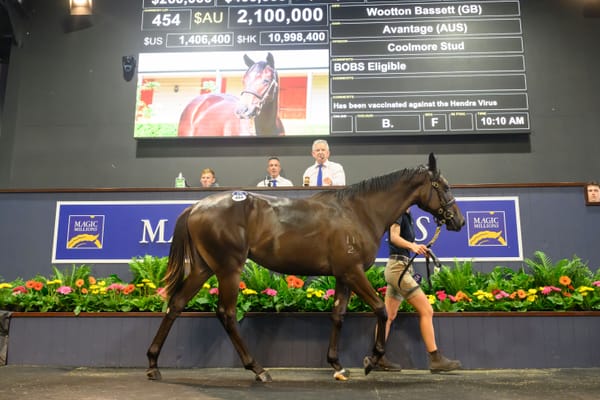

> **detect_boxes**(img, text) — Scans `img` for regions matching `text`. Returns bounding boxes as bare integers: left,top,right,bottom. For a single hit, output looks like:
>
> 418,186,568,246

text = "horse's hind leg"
327,281,351,380
343,271,387,376
215,271,271,382
146,260,213,380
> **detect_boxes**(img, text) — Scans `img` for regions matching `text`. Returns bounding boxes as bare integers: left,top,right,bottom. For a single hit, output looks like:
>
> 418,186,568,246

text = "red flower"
286,275,304,289
123,284,136,295
12,286,27,295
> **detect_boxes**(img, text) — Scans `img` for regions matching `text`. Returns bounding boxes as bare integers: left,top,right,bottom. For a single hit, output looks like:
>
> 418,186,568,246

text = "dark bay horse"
146,153,464,382
177,53,285,137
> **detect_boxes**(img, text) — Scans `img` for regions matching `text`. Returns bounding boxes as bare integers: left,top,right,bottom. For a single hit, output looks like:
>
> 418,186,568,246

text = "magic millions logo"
66,215,105,249
467,211,507,247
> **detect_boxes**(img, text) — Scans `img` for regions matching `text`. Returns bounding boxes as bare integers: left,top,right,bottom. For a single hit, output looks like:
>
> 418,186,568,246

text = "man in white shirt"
256,156,294,187
302,139,346,186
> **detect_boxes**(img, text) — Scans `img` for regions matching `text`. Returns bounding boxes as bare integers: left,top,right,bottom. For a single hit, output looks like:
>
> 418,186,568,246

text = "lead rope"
424,226,443,288
396,225,442,288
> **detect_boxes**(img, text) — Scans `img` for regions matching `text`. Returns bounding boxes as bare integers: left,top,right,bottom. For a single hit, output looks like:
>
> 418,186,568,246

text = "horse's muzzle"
235,103,259,119
446,216,465,232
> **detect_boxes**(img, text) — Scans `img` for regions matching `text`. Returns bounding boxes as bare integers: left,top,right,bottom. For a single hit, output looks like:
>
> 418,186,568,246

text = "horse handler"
366,208,462,373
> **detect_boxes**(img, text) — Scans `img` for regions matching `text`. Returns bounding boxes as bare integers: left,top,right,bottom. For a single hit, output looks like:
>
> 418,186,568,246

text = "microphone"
265,176,272,187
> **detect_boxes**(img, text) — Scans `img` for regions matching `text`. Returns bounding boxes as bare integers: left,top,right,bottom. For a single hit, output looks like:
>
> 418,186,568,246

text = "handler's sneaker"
372,355,402,371
428,350,461,373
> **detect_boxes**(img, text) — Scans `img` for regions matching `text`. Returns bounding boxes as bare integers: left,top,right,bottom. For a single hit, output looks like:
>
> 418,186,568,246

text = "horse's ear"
243,54,254,68
266,52,275,68
428,153,437,173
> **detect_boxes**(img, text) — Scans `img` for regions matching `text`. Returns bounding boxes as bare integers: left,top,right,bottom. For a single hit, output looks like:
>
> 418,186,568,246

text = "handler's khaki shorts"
384,255,422,301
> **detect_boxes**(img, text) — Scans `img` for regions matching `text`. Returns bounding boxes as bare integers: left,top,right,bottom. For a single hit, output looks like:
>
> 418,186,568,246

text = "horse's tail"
163,206,193,299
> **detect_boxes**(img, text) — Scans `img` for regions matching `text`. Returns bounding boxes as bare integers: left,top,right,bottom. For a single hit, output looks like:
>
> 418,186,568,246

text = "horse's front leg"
216,274,271,382
327,281,351,380
146,266,211,380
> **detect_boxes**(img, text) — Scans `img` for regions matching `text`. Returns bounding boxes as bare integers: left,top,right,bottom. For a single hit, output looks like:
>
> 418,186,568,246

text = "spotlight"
69,0,92,16
122,55,137,82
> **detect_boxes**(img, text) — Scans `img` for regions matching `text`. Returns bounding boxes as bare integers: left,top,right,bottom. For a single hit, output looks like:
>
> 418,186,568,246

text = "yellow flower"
577,286,594,293
527,294,537,302
146,282,156,289
242,288,257,295
142,279,151,283
0,283,12,289
473,290,493,301
577,286,594,296
98,280,106,287
46,279,62,285
527,288,537,295
203,283,211,289
427,295,436,304
136,283,144,288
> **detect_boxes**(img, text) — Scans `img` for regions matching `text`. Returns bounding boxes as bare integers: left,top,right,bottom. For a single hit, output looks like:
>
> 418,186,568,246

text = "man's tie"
316,164,323,186
271,179,277,187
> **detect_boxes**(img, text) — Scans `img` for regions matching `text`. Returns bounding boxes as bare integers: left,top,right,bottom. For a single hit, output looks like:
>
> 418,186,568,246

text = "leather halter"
240,66,278,109
427,173,457,226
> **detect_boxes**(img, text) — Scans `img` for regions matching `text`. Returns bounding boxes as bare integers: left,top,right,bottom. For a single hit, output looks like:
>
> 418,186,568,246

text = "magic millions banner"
52,197,522,264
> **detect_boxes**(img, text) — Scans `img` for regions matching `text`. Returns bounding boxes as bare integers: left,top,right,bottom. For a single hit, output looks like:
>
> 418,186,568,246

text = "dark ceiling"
0,0,27,64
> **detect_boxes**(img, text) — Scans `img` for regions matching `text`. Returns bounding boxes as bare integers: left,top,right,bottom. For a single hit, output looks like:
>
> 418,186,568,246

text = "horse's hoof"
333,369,349,381
363,356,375,376
255,370,272,382
146,368,162,381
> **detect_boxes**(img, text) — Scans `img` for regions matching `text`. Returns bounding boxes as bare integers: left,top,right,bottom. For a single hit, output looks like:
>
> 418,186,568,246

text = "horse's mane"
315,165,429,202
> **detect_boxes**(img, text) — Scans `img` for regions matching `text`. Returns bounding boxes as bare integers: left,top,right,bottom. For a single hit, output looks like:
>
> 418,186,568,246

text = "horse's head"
236,53,279,119
417,153,465,232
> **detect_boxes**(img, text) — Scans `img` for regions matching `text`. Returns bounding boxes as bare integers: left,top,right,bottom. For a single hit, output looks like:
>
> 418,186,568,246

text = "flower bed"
1,252,599,317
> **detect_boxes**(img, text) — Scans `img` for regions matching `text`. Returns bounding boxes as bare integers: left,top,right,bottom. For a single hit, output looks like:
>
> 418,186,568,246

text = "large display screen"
135,0,530,138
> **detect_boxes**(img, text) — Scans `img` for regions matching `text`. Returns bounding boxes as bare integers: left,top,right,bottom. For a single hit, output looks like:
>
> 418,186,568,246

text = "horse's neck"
255,92,281,135
356,173,427,236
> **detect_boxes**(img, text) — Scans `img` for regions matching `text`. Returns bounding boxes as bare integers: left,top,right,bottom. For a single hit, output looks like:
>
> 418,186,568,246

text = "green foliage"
1,254,600,315
429,259,483,294
134,123,177,138
129,255,168,286
525,251,593,287
50,264,92,288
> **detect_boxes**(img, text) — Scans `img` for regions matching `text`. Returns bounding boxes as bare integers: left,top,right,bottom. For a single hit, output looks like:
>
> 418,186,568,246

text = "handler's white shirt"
302,160,346,186
256,176,294,187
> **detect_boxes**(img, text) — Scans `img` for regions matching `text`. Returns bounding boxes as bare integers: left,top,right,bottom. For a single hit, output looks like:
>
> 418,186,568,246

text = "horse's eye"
263,79,270,85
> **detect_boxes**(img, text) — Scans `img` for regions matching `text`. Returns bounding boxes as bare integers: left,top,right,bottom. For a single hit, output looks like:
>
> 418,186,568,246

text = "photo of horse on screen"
177,53,285,137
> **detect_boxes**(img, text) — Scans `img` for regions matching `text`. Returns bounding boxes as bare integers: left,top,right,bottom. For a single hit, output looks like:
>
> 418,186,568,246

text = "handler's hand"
411,243,429,255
